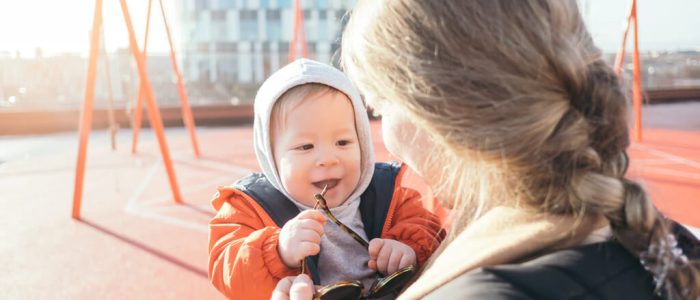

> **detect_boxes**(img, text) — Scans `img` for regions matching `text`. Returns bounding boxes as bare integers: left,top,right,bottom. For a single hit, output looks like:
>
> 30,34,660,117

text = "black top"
425,223,699,300
233,161,402,285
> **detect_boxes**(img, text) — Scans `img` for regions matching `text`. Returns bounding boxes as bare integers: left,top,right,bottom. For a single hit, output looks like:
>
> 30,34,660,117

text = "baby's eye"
296,144,314,151
337,140,352,146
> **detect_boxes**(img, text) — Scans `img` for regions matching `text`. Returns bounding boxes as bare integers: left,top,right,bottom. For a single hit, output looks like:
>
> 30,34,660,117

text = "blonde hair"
270,83,337,137
341,1,699,298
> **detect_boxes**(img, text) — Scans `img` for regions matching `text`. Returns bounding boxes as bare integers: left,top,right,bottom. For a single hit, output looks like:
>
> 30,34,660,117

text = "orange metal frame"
614,0,643,142
131,0,201,158
72,0,183,219
130,0,154,155
288,0,308,62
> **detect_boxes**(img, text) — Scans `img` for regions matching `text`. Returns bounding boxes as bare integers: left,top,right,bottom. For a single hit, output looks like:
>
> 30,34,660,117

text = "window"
198,59,211,82
266,9,282,41
195,0,208,10
240,9,258,19
279,42,290,53
212,10,226,21
267,9,281,19
318,10,328,40
303,10,316,40
335,10,345,22
240,10,259,41
278,0,292,9
217,58,237,83
217,42,238,53
220,0,236,9
307,42,317,54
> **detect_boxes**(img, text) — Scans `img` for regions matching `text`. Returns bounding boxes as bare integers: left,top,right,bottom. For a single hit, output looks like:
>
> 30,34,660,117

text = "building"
178,0,355,87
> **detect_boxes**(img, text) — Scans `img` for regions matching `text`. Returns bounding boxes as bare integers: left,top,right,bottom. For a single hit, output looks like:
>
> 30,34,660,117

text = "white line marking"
632,144,700,170
125,206,208,232
137,168,250,207
125,163,160,211
633,158,685,166
634,166,700,180
124,162,208,232
178,158,254,174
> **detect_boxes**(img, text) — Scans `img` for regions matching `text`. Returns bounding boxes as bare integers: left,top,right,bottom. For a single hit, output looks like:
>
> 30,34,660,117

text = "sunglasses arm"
314,194,370,248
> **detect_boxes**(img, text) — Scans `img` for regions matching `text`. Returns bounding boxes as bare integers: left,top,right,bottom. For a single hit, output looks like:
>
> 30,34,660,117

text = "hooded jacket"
207,59,445,299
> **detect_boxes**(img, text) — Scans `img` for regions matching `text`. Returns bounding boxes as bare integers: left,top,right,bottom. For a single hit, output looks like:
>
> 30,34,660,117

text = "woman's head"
342,0,699,298
343,0,628,216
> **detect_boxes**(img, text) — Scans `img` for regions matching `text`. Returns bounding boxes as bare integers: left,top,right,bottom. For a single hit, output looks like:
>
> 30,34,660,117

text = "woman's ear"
381,108,435,177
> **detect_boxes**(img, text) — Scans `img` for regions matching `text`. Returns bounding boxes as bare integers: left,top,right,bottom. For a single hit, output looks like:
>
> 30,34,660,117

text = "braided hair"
341,0,699,298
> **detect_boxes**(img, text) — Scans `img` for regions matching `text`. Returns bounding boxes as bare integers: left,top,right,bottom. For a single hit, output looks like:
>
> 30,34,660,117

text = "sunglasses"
300,186,415,300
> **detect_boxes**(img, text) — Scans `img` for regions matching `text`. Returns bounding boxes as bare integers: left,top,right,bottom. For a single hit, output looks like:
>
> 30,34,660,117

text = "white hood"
253,58,375,208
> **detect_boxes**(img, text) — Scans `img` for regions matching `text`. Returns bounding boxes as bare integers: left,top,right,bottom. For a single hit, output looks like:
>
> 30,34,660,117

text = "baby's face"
272,91,361,208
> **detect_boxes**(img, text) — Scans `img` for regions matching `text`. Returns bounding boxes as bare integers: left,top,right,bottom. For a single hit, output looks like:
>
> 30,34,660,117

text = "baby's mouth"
312,179,339,190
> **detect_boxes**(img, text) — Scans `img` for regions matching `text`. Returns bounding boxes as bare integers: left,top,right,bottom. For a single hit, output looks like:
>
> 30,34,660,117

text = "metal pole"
72,0,104,219
119,0,183,203
130,0,153,154
159,0,201,158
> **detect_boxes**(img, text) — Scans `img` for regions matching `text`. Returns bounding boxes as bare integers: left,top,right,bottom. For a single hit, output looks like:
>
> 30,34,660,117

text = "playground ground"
1,101,699,299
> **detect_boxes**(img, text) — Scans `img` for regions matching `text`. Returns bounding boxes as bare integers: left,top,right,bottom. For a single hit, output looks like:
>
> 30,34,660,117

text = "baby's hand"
278,210,326,268
368,238,416,275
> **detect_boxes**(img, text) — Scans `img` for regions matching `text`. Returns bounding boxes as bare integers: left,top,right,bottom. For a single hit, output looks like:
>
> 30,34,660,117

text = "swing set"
614,0,644,143
72,0,200,219
71,0,309,219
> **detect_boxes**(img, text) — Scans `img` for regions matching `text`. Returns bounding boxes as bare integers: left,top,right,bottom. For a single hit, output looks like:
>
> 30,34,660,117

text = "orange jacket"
207,165,445,300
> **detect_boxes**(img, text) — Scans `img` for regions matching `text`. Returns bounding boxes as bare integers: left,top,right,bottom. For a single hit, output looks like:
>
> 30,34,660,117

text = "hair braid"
569,61,700,300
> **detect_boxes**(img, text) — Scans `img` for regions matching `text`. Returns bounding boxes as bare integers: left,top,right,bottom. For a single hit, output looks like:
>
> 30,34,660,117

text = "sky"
0,0,178,57
580,0,700,52
0,0,698,58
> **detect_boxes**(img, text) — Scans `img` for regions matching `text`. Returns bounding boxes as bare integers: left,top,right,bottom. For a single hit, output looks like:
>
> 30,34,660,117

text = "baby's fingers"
296,229,322,245
368,238,385,259
398,253,415,270
387,249,403,275
296,210,327,224
299,219,325,236
271,275,315,300
271,276,294,300
367,259,377,271
289,274,314,300
375,241,393,274
299,241,321,257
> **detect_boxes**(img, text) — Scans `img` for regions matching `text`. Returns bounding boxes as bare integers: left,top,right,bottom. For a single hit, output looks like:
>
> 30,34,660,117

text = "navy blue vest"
233,162,402,285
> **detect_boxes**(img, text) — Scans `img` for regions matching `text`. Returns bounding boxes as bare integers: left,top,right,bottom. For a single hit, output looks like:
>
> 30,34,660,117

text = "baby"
207,59,445,299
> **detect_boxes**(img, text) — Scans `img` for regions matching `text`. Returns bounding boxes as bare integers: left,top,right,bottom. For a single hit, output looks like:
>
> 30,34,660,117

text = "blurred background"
0,0,356,133
0,0,698,299
0,0,699,121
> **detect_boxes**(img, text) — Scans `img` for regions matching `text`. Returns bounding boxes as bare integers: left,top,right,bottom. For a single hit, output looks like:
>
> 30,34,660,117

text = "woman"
274,1,700,299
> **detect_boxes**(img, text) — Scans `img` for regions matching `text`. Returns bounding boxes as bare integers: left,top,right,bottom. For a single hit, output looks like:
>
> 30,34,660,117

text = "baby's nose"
316,149,340,167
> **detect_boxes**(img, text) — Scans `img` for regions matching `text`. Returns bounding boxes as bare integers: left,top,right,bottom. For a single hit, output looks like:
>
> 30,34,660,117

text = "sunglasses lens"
317,281,363,300
368,266,415,298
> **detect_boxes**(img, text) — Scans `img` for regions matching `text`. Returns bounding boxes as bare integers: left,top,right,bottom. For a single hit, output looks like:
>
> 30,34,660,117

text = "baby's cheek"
349,147,362,181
